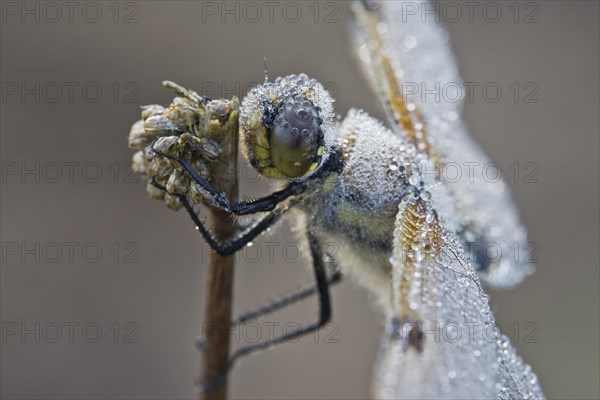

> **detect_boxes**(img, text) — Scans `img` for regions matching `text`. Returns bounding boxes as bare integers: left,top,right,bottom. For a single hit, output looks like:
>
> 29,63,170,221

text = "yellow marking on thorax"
321,173,338,194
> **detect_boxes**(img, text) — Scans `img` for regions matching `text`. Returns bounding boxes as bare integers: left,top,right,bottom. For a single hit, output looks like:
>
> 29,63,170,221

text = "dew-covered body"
232,0,545,395
236,73,543,396
299,110,413,307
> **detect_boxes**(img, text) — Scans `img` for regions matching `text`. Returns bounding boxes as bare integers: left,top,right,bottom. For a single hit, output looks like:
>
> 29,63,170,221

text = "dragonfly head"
240,73,335,180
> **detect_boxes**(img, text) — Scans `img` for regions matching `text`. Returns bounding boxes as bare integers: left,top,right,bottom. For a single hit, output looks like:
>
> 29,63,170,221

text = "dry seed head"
141,104,166,119
144,114,182,135
128,120,149,150
128,82,239,211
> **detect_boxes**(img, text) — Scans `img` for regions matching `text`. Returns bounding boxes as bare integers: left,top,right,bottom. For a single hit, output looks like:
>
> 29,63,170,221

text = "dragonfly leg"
151,142,305,216
195,268,342,353
151,177,283,256
232,269,342,326
195,229,333,392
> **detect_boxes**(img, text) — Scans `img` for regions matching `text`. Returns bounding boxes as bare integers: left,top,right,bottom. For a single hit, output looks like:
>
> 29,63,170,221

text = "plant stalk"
201,100,239,400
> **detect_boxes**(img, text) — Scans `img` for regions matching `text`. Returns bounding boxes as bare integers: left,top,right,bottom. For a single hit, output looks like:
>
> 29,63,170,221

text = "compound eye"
269,96,323,178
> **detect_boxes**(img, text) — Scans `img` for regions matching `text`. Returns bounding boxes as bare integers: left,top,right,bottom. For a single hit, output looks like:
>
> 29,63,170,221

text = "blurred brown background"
1,1,598,399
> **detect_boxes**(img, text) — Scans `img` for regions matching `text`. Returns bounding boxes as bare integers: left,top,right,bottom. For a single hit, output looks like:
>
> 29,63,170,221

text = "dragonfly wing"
371,199,544,399
350,0,534,289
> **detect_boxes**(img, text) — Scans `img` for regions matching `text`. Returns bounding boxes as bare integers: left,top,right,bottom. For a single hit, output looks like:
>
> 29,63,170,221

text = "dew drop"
411,241,423,251
404,36,418,49
376,22,388,35
296,109,309,120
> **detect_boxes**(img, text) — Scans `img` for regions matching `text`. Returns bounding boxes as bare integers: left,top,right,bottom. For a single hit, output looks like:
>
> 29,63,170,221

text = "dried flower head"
128,81,239,210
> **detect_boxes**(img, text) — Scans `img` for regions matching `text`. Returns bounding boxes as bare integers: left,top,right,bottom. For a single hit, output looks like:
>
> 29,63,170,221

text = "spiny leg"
195,270,342,354
232,269,342,326
195,229,333,392
151,177,282,256
151,143,305,215
195,268,342,351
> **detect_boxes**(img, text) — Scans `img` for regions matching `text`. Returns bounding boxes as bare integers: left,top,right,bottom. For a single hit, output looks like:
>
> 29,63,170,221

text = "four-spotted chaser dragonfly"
143,0,544,398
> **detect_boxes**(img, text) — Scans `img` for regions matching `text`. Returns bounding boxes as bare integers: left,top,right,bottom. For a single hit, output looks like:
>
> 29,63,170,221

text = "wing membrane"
371,199,544,399
351,0,534,289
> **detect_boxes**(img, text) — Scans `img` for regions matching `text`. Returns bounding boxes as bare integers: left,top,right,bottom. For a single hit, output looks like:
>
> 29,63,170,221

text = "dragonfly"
138,0,545,398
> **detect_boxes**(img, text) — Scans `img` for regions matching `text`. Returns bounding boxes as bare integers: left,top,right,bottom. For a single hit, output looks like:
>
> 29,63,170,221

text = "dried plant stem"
201,103,239,400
